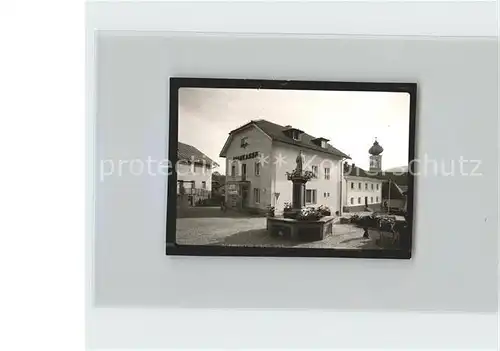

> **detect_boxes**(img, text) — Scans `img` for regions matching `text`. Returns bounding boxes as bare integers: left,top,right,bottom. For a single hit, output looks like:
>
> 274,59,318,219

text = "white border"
85,1,498,350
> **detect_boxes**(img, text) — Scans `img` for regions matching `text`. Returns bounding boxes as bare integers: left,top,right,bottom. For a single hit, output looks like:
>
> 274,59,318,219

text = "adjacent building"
342,163,384,212
219,119,350,215
177,141,217,206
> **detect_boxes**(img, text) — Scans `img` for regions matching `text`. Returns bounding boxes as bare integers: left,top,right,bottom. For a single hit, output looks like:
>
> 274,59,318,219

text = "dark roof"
344,164,382,179
382,181,406,200
221,119,349,158
343,162,409,184
178,142,217,166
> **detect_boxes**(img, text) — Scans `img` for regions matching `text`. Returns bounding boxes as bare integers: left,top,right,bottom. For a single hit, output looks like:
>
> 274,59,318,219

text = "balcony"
228,174,248,182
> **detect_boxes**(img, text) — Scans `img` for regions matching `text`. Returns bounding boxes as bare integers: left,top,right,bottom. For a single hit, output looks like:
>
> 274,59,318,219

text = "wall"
223,124,273,209
88,2,498,347
272,141,342,214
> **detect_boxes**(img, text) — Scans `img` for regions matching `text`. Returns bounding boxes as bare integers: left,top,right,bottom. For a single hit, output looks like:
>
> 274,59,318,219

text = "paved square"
176,207,384,249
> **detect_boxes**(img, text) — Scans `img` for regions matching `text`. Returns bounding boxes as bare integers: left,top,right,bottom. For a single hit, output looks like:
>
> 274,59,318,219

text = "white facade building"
219,119,350,214
342,165,384,212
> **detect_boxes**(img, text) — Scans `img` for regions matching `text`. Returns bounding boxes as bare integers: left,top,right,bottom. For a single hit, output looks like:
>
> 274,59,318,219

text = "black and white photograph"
167,78,416,259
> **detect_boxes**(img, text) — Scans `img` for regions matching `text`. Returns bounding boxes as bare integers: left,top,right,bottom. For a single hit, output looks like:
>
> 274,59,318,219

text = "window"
351,182,354,189
201,181,206,189
241,163,247,176
350,198,354,205
253,188,260,203
365,183,368,190
376,184,379,190
371,183,374,190
292,130,300,140
231,164,236,177
376,196,379,202
370,196,373,203
321,140,327,148
306,189,317,204
358,197,361,204
311,165,318,178
358,182,361,189
240,137,248,148
324,167,330,180
255,162,261,176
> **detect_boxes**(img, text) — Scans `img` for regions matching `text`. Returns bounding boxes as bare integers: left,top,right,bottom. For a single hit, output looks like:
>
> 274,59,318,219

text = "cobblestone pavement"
176,209,385,249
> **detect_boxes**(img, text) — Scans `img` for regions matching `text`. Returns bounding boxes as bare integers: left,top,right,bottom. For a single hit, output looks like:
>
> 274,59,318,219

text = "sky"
178,88,410,174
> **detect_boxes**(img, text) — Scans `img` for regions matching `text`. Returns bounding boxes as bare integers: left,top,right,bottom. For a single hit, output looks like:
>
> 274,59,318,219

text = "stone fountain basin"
266,216,334,242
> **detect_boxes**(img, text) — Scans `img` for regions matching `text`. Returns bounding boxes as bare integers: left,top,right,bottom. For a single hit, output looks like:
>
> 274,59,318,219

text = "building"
342,162,384,212
376,168,409,213
177,141,218,206
219,119,350,214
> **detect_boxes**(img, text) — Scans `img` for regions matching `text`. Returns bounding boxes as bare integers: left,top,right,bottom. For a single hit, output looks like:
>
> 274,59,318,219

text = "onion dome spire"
369,138,384,155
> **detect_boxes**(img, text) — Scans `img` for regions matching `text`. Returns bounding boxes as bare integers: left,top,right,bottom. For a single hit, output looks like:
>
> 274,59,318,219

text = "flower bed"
296,207,324,221
281,203,332,221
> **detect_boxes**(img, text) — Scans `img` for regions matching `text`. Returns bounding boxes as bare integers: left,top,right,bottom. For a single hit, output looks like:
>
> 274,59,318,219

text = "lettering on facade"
232,151,259,161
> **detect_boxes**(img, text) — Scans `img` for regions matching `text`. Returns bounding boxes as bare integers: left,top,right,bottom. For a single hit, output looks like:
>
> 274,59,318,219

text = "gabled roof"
178,141,218,167
219,119,350,158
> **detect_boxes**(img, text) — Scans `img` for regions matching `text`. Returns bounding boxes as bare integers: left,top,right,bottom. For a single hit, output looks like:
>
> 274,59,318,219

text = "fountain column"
292,181,306,209
286,150,313,216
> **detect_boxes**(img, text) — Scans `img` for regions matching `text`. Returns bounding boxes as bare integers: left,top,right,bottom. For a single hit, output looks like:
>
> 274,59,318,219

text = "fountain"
266,150,335,241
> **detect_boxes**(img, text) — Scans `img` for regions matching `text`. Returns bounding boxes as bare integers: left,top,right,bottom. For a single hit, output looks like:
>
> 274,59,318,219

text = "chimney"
343,162,350,173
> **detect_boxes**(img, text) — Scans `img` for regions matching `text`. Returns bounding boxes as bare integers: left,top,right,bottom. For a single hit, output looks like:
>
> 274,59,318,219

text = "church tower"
368,138,384,172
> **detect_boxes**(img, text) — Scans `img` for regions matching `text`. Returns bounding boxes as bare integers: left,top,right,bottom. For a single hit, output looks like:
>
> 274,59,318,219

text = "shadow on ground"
177,206,265,219
212,228,302,248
